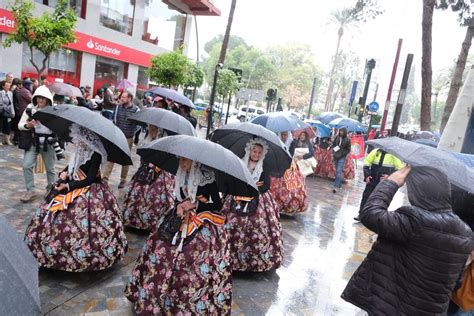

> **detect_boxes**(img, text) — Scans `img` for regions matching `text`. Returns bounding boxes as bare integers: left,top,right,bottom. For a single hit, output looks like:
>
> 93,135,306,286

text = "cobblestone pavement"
0,142,407,316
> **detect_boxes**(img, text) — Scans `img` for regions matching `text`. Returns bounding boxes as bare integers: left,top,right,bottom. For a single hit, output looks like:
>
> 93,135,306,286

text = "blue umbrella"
147,87,195,109
450,152,474,169
414,138,438,148
250,112,309,133
306,119,331,138
328,117,367,133
315,112,346,124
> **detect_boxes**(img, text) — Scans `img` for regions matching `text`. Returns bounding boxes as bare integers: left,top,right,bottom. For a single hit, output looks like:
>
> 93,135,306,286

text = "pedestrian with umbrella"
24,105,131,271
211,122,292,272
122,108,195,230
125,135,258,315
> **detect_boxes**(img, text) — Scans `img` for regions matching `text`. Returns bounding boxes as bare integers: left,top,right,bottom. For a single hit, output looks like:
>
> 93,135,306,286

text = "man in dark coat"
332,127,351,193
342,166,473,315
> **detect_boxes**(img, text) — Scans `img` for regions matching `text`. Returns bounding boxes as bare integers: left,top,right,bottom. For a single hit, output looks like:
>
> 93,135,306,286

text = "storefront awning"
164,0,221,16
184,0,221,16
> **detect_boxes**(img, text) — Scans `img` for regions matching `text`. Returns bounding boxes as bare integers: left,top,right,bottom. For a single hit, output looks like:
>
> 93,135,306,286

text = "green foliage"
370,114,382,125
351,0,384,22
3,0,77,78
148,49,191,88
184,63,205,88
216,69,241,98
436,0,471,26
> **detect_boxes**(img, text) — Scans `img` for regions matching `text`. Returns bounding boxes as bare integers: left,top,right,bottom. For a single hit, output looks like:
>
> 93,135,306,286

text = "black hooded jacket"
342,166,473,315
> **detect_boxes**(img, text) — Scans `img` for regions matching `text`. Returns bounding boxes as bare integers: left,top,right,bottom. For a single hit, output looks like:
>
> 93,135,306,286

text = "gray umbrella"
0,216,41,315
138,135,259,197
128,108,196,136
210,122,292,177
33,105,132,165
367,137,474,193
48,82,83,98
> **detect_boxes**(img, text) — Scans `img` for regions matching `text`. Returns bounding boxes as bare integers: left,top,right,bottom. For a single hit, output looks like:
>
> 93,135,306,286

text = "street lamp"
246,56,264,89
206,63,223,139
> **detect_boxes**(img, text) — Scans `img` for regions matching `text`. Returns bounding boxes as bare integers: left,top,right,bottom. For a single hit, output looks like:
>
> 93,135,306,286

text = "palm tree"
325,8,356,112
218,0,237,65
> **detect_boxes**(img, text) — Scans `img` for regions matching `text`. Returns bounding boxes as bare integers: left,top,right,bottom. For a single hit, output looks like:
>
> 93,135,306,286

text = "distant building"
0,0,220,95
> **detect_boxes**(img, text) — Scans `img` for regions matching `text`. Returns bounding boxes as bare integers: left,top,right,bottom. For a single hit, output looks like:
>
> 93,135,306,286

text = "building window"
100,0,135,35
35,0,87,19
94,56,127,94
142,0,187,50
22,46,82,87
137,66,149,91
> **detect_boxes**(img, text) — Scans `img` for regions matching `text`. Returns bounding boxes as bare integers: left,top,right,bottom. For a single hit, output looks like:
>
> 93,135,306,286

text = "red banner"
0,9,153,67
351,134,365,160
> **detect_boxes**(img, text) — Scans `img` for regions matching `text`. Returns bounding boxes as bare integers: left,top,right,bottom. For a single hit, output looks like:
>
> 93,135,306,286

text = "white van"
237,105,266,122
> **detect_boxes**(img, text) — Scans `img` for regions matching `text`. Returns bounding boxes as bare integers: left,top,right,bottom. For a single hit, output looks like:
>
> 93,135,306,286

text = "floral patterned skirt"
314,147,355,180
221,192,283,272
24,182,128,272
123,169,175,230
125,220,232,315
270,162,308,214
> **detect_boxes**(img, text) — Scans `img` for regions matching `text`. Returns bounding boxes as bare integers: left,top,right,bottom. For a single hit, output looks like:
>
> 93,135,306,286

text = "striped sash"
49,170,89,213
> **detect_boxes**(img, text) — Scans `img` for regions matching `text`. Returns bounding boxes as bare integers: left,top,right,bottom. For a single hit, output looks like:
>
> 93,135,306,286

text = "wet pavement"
0,141,407,316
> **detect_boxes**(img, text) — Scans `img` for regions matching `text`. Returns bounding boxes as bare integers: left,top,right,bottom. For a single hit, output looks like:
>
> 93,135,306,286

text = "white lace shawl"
67,124,108,176
242,138,269,183
173,162,215,202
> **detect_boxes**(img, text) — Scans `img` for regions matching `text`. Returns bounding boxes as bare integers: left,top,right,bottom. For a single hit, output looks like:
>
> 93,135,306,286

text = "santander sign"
0,9,152,67
86,38,121,56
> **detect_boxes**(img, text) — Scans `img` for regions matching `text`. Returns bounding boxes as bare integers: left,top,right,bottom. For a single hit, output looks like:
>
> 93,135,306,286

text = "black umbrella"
127,108,196,136
33,105,132,165
210,122,292,177
147,87,195,109
367,137,474,193
137,135,259,197
0,216,41,315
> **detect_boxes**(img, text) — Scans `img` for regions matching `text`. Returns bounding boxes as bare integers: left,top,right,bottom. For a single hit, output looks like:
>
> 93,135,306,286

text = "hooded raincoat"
342,166,473,315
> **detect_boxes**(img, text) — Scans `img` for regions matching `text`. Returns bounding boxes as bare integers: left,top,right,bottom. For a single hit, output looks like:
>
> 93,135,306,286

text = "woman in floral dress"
24,124,127,272
122,125,175,230
221,138,282,272
270,131,309,214
125,157,232,315
314,136,355,180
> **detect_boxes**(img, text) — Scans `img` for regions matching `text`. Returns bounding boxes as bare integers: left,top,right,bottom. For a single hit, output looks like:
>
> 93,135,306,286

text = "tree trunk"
218,0,237,65
325,26,343,112
420,0,435,131
440,20,474,132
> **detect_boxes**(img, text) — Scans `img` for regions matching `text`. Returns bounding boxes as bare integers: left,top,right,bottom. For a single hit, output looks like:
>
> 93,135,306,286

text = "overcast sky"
187,0,468,103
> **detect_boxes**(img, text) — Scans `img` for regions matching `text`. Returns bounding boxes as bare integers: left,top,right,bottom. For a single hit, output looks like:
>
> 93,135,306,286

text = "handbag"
157,210,197,246
134,163,158,184
18,130,34,150
230,196,259,216
451,262,474,311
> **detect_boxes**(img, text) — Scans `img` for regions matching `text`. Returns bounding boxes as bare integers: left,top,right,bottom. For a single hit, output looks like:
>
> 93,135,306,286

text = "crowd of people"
0,72,472,315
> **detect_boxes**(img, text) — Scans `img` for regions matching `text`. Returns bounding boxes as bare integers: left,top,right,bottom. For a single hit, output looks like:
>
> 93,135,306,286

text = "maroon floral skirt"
125,219,232,315
24,182,128,272
270,162,308,214
221,192,283,272
314,147,355,180
123,167,175,230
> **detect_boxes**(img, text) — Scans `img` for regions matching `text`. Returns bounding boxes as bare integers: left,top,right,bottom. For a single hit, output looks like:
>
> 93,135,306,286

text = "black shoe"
353,216,360,221
333,188,337,193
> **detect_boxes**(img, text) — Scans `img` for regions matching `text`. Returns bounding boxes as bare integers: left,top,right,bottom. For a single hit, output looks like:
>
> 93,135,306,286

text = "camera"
48,137,65,160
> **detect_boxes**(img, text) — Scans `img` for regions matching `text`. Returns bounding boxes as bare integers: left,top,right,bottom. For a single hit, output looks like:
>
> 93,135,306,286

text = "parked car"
237,105,266,122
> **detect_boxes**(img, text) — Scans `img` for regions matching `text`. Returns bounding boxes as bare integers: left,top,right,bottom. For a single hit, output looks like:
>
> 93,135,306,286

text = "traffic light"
266,88,277,101
228,67,243,83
